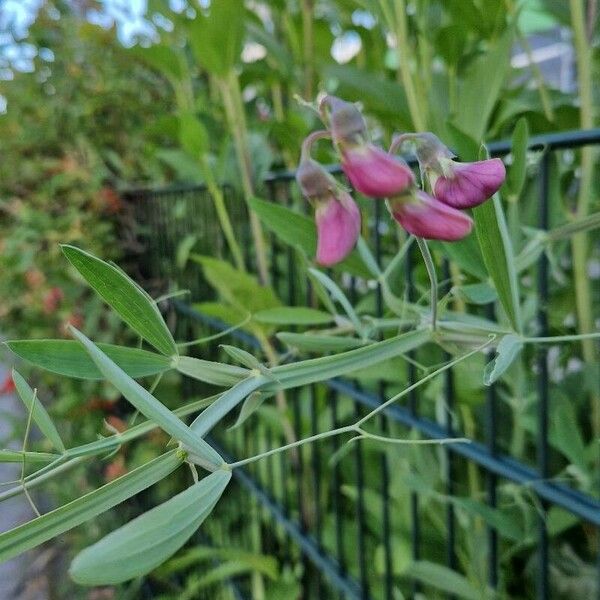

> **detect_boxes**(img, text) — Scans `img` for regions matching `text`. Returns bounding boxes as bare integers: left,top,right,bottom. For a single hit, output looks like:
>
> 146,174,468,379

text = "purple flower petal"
391,191,473,241
434,158,506,209
342,145,415,198
315,193,361,266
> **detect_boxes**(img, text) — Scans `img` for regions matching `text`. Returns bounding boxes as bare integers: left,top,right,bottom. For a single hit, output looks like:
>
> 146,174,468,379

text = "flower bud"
432,157,506,209
296,158,361,266
389,190,473,241
320,95,367,146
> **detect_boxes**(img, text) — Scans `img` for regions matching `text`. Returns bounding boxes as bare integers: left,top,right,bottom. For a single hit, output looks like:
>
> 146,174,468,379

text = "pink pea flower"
394,132,506,209
320,95,414,198
432,157,506,209
342,145,415,199
296,158,361,266
389,190,473,241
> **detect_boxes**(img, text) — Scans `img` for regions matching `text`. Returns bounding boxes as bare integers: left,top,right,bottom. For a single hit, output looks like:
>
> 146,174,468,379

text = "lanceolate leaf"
406,561,486,600
483,334,524,385
61,245,177,356
70,327,223,468
0,451,183,564
69,470,232,585
473,195,522,332
7,340,171,380
191,329,430,437
253,307,334,326
175,356,249,387
277,332,367,352
12,369,66,453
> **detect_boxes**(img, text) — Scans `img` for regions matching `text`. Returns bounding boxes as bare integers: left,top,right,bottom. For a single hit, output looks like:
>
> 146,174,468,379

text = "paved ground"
0,364,49,600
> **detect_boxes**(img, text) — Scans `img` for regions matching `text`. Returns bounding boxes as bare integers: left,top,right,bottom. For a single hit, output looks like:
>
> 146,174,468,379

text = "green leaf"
230,391,273,429
12,369,66,453
473,194,522,332
506,117,529,200
129,45,183,81
0,450,60,464
191,329,430,438
253,307,334,326
179,113,209,158
7,340,172,380
276,332,367,352
191,376,268,437
192,255,281,314
458,283,497,305
249,197,369,278
175,356,249,387
273,329,431,389
455,28,513,141
452,498,522,541
186,0,245,76
405,561,485,600
0,451,183,564
483,334,524,385
62,246,177,356
434,235,487,279
159,545,278,579
219,345,262,370
308,268,364,335
70,470,231,585
70,327,222,467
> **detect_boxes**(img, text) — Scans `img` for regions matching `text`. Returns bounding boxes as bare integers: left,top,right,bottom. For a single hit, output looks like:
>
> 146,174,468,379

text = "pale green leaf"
506,117,529,200
483,334,524,385
62,245,177,356
0,450,61,464
253,307,334,326
406,561,486,600
70,327,222,468
7,340,171,380
175,356,249,387
0,451,183,564
70,470,231,585
276,332,367,352
12,369,66,453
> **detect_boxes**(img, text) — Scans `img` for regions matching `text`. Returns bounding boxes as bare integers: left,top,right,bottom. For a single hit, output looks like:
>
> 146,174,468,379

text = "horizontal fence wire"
125,128,600,600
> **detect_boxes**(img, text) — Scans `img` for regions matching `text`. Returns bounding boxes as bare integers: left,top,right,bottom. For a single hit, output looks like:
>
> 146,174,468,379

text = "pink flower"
315,193,361,266
342,145,415,198
389,190,473,241
296,158,361,266
433,158,506,209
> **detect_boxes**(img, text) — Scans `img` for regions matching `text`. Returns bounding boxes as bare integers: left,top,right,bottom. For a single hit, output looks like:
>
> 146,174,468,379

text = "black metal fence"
124,128,600,600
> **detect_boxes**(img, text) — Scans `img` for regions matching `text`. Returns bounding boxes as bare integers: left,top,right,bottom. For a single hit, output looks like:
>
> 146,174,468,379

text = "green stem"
219,72,270,285
569,0,599,437
300,0,315,98
391,0,427,130
200,156,246,271
228,340,492,470
0,396,218,503
416,237,438,330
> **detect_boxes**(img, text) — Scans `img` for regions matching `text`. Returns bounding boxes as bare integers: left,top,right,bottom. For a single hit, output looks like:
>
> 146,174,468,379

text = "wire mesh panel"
124,128,600,600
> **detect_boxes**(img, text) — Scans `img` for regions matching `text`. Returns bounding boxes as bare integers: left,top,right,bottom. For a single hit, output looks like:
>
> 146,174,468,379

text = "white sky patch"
242,42,267,63
331,31,362,64
351,9,376,29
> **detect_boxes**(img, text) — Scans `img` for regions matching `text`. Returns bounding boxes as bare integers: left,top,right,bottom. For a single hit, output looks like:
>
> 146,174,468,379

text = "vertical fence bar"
537,152,550,600
330,387,347,581
485,306,499,589
442,260,457,579
349,275,369,599
405,241,421,597
374,202,393,599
